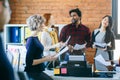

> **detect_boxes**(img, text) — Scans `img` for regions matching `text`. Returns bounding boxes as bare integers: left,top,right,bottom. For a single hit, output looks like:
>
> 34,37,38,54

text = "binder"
10,27,21,43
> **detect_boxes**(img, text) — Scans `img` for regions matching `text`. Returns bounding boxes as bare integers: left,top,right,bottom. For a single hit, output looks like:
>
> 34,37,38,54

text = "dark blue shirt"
25,36,45,73
0,36,15,80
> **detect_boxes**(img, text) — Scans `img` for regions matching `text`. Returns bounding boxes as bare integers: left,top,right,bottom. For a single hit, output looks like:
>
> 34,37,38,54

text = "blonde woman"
25,14,56,80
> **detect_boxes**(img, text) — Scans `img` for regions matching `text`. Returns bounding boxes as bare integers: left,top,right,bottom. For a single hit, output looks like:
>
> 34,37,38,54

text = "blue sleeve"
26,38,35,67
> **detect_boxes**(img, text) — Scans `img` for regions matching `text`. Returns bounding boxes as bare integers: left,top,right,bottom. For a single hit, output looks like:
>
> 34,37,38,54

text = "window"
118,0,120,34
112,0,120,39
112,0,120,61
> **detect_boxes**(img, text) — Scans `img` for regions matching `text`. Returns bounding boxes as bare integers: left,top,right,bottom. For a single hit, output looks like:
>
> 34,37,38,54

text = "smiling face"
101,16,109,28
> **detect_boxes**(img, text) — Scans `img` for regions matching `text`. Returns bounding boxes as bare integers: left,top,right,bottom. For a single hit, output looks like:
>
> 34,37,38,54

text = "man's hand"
68,45,73,52
81,48,86,52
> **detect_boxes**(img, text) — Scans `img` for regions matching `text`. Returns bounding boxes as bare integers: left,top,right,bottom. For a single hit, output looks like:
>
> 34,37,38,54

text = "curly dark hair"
69,8,82,17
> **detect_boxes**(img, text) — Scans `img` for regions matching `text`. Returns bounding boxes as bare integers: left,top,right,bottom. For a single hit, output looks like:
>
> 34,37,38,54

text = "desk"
44,69,120,80
52,75,120,80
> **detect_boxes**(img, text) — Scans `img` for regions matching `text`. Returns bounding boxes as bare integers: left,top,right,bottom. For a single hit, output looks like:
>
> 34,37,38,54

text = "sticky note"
61,68,67,74
54,68,60,74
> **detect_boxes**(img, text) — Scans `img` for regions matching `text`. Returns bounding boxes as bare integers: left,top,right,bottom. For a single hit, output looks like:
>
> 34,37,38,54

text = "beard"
71,19,78,24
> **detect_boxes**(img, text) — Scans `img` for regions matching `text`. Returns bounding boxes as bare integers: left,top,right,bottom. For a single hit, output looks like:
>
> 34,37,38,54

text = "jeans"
64,52,70,61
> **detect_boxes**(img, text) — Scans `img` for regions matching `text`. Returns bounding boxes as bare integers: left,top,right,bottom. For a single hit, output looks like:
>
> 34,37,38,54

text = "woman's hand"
45,55,57,61
59,42,66,48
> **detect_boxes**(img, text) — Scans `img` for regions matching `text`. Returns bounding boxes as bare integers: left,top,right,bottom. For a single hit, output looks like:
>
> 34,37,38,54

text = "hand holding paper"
54,36,70,58
54,46,68,58
59,36,71,51
73,43,86,50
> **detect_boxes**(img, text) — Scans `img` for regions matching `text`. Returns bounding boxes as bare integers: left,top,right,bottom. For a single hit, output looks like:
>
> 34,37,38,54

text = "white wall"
118,0,120,34
114,40,120,60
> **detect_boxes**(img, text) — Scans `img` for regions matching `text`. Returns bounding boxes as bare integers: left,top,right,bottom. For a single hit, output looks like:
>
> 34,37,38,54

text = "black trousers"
27,72,53,80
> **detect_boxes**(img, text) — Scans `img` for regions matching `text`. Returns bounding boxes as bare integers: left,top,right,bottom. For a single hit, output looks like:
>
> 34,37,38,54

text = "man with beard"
59,8,91,61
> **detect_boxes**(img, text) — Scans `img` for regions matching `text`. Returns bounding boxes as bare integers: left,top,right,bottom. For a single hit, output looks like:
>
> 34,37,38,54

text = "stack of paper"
94,54,111,66
69,55,85,61
73,43,86,50
54,46,68,58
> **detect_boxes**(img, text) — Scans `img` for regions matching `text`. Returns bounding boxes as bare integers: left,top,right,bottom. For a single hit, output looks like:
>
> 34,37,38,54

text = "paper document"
113,60,119,65
59,36,71,51
94,42,111,49
94,54,111,66
73,43,86,50
54,46,68,58
69,55,85,61
65,36,71,44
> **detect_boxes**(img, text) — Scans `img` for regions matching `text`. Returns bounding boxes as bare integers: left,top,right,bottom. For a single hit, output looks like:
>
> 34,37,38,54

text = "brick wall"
9,0,112,64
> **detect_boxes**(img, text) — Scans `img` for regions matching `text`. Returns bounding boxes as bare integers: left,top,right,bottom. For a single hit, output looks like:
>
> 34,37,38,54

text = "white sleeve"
41,31,53,50
41,31,48,47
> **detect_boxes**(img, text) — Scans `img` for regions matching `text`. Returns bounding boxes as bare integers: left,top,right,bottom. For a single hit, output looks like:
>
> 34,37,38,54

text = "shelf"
5,43,25,46
4,24,28,71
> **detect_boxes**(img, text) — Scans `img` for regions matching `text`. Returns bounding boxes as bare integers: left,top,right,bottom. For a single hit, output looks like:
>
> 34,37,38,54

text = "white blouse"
41,31,55,56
